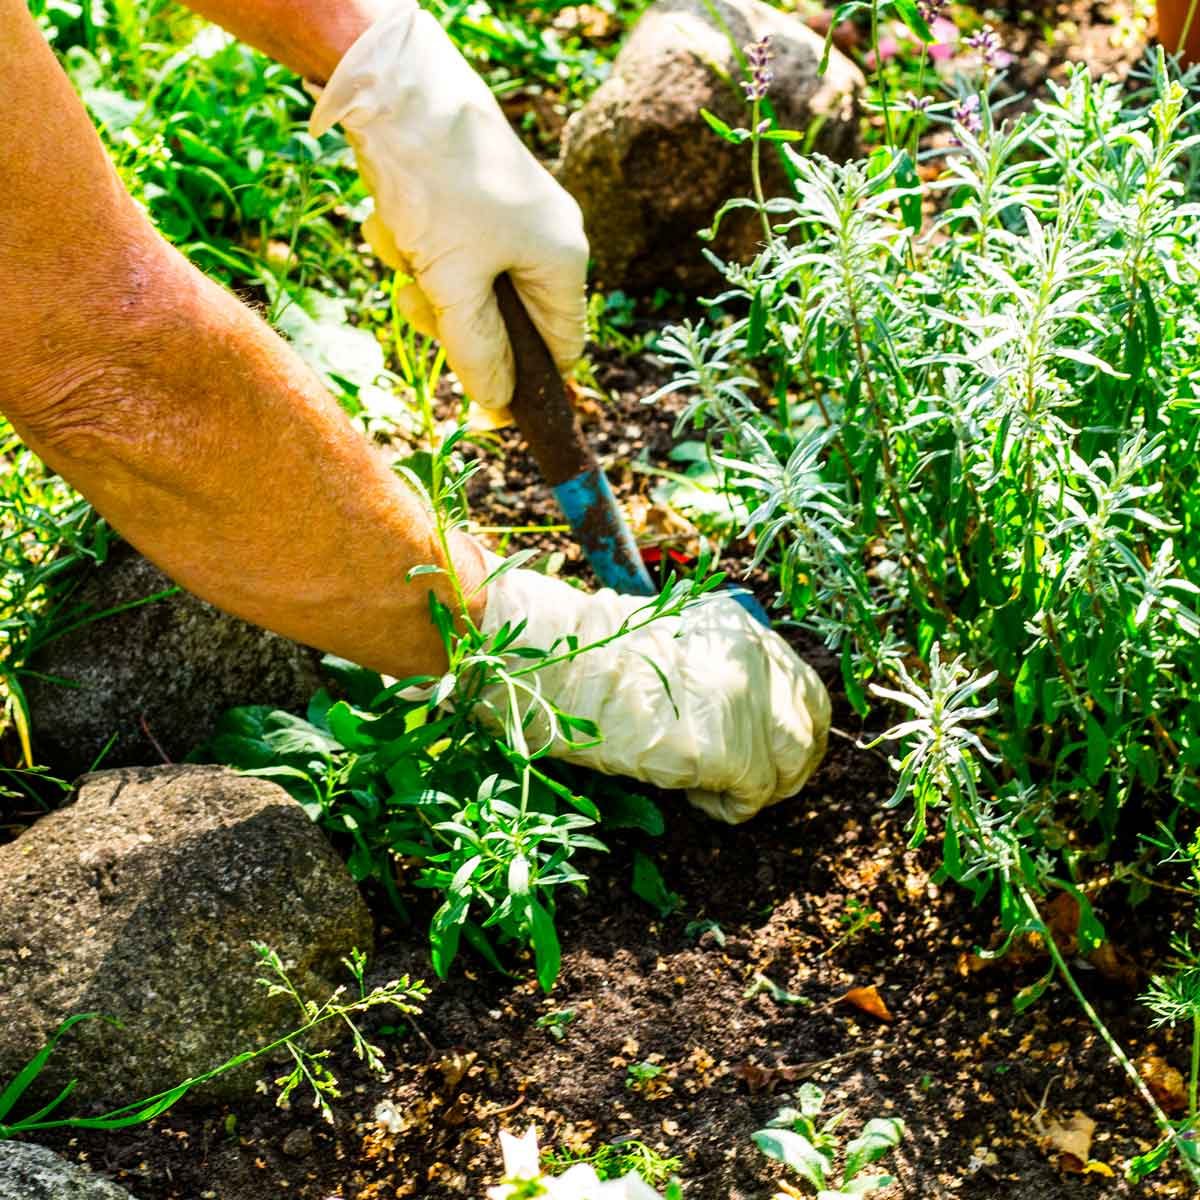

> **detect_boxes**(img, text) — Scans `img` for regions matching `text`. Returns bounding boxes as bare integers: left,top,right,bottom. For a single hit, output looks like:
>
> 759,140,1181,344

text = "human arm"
1,0,485,681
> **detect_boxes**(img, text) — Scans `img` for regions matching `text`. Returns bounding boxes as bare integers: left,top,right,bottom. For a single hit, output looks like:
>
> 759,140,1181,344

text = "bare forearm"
1,0,484,678
177,0,388,82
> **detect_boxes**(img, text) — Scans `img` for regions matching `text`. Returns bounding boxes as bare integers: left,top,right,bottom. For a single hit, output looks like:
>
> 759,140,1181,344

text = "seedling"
535,1009,577,1041
542,1138,683,1188
752,1084,904,1197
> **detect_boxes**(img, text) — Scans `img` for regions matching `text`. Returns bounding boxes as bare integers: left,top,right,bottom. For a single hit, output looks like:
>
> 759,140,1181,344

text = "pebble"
281,1128,314,1158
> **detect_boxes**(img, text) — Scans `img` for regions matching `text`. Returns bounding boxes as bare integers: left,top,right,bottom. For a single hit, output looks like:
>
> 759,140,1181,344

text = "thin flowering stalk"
743,36,774,243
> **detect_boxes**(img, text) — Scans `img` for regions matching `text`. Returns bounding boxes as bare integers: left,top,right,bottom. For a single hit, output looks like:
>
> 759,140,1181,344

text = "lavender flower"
952,93,982,136
741,36,773,102
917,0,948,25
905,92,933,113
965,24,1004,69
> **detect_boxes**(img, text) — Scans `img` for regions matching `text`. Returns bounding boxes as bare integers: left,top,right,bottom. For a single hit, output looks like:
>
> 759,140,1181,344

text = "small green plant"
823,896,883,957
752,1084,904,1198
205,428,714,990
625,1061,666,1088
542,1138,683,1189
1130,827,1200,1180
534,1009,577,1041
0,943,424,1138
492,1126,683,1199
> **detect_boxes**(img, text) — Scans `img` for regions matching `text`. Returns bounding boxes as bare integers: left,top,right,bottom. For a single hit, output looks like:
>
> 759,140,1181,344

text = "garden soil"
23,348,1195,1200
12,4,1190,1194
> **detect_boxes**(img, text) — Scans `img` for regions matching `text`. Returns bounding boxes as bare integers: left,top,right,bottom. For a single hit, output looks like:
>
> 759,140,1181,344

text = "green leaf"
699,107,749,144
1084,714,1109,784
1125,1136,1173,1181
1014,966,1055,1012
843,1117,905,1182
631,851,681,917
0,1013,110,1122
752,1128,830,1188
889,0,934,41
599,791,665,835
527,897,561,992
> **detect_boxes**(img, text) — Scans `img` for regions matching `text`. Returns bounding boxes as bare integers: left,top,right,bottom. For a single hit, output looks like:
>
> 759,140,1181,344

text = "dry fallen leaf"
732,1062,803,1094
1138,1052,1189,1114
436,1050,477,1093
1042,1112,1096,1172
839,985,894,1022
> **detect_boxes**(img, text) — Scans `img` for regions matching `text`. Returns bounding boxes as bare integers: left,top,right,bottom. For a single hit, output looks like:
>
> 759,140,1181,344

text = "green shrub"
655,51,1200,1179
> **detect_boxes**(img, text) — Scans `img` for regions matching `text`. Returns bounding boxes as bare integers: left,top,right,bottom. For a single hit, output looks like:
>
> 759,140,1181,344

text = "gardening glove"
309,2,589,416
476,557,831,824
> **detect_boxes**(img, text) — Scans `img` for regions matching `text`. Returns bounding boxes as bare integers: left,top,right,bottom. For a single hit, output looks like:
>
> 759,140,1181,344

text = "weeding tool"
495,274,657,597
494,274,772,625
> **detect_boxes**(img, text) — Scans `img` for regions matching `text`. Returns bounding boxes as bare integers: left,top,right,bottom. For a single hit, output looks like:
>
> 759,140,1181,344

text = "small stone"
24,543,324,777
0,1143,137,1200
281,1129,315,1158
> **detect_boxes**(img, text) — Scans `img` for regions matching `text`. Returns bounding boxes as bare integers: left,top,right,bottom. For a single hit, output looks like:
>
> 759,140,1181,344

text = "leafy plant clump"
658,44,1200,1180
203,427,708,991
752,1083,905,1197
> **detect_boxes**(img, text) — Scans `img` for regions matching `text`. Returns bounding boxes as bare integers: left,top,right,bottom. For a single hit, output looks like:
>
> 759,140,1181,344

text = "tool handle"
494,275,657,597
494,273,592,489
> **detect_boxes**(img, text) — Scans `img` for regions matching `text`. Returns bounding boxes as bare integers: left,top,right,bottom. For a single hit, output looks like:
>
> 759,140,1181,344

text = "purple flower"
905,92,933,113
952,93,982,135
965,24,1010,69
917,0,948,24
741,36,773,102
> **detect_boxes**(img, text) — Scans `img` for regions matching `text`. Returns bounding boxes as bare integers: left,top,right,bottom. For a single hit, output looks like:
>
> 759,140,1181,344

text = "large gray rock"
557,0,864,292
24,542,324,778
0,766,373,1107
0,1143,138,1200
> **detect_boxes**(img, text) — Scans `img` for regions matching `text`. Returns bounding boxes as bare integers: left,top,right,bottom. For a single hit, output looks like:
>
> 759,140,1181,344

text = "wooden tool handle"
494,273,591,488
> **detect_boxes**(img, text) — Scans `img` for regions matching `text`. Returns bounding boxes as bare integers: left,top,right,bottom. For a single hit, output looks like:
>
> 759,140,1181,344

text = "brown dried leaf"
839,985,894,1022
732,1062,803,1095
1138,1052,1189,1114
436,1050,477,1093
1042,1112,1095,1172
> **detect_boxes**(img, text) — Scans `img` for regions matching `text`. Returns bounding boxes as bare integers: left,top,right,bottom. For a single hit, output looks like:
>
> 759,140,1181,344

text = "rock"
24,542,325,778
281,1127,315,1158
0,765,373,1107
556,0,864,292
0,1143,139,1200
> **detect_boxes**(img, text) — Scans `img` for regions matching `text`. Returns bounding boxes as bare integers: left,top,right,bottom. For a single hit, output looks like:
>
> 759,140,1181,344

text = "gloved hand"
309,3,589,415
475,559,831,824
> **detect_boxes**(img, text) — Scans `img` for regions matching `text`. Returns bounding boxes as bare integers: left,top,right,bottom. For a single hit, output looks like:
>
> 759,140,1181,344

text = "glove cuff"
309,0,421,138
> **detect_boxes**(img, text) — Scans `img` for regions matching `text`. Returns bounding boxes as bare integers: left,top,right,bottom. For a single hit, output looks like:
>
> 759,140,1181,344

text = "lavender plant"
660,47,1200,1181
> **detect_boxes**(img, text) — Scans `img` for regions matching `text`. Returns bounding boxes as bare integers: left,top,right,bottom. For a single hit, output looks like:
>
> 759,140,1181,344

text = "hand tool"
495,274,771,625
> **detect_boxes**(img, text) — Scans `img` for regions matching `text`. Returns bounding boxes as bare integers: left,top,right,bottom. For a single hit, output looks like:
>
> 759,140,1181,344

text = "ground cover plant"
5,0,1200,1194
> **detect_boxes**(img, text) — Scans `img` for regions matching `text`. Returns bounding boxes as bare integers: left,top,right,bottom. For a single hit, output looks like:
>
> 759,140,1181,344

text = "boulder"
24,542,325,778
0,1143,138,1200
0,766,373,1107
556,0,864,292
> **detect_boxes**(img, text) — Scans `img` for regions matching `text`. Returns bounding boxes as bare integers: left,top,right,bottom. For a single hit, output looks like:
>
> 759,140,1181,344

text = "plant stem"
870,0,896,151
1191,1013,1199,1122
750,98,773,244
1022,882,1200,1185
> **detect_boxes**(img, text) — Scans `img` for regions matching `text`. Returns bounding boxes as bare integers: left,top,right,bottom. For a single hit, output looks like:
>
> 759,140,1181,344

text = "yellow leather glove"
476,558,831,824
310,3,589,414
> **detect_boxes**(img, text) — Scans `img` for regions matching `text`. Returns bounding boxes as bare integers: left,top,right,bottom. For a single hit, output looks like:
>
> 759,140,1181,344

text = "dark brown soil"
10,5,1190,1196
21,347,1195,1200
